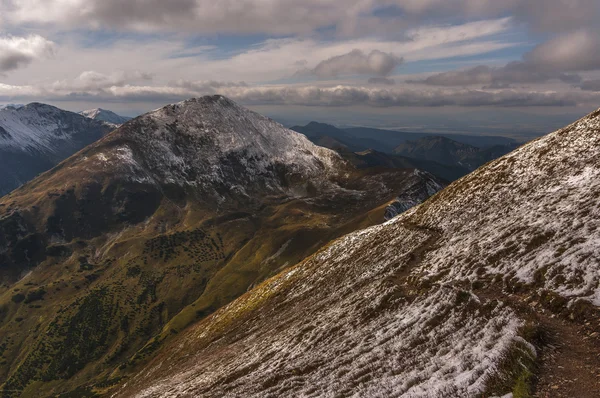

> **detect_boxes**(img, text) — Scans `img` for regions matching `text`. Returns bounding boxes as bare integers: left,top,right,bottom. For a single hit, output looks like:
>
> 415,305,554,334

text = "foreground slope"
117,108,600,397
0,96,443,396
0,103,112,196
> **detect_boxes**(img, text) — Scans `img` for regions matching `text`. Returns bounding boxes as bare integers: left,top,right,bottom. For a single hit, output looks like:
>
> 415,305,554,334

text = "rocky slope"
0,103,112,196
0,96,443,397
80,108,131,125
115,108,600,398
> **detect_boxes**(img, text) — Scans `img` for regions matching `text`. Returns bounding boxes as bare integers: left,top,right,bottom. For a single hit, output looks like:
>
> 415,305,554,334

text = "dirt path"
393,222,600,397
533,314,600,398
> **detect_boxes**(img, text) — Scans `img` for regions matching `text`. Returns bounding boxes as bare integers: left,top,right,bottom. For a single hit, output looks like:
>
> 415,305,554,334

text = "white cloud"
1,18,515,87
0,34,55,73
2,77,600,109
300,50,403,78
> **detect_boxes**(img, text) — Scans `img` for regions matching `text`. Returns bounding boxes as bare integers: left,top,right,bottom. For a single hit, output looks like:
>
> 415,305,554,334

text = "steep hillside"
394,136,480,167
395,136,517,171
342,149,469,182
116,108,600,398
0,103,112,196
0,96,443,397
80,108,131,125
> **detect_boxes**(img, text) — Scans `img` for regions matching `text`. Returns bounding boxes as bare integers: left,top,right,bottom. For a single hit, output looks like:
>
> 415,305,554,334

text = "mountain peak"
80,107,131,125
70,97,342,198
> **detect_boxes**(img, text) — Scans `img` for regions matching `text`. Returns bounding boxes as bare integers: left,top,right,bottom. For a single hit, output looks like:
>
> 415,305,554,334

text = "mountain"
345,126,517,149
395,136,519,171
114,108,600,397
0,96,444,396
341,149,470,182
0,104,24,110
291,122,391,152
0,103,113,196
292,122,520,177
394,136,480,165
292,123,512,180
80,108,131,125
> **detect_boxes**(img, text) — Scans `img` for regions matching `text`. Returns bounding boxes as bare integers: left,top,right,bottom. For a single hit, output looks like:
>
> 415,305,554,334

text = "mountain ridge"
0,103,113,196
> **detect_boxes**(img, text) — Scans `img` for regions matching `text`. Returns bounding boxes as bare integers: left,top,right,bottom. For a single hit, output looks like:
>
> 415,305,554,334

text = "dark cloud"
0,52,32,72
4,0,599,36
0,35,56,73
524,30,600,72
301,50,403,78
412,63,582,87
2,0,373,35
580,80,600,92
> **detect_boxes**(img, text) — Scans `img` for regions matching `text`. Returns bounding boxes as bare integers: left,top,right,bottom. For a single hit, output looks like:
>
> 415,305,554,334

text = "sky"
1,0,600,135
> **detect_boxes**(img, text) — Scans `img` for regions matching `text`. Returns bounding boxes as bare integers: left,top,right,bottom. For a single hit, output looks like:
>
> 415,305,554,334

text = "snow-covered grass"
409,107,600,306
119,220,524,398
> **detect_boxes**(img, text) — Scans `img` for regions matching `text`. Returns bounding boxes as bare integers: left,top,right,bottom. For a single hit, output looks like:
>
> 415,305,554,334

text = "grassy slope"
0,162,411,396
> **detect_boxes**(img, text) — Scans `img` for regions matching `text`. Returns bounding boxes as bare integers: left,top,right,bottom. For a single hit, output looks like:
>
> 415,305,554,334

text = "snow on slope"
409,107,600,306
117,108,600,398
385,169,444,220
0,103,111,196
0,103,106,153
80,108,131,125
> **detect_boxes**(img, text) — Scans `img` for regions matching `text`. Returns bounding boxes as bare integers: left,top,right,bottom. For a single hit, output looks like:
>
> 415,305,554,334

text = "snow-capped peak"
86,95,342,192
0,103,106,153
80,107,131,125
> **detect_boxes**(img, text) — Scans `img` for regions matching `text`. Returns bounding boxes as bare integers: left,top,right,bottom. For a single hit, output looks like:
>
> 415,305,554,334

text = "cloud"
50,70,154,91
411,28,600,87
413,63,582,87
368,77,396,85
580,80,600,92
388,0,600,34
301,50,403,78
2,0,598,37
0,0,372,36
2,77,599,109
524,29,600,72
0,35,55,73
216,86,594,108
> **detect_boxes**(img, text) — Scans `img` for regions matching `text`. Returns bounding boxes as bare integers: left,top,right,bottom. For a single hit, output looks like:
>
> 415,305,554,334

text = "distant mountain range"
394,135,519,171
0,103,113,196
293,121,519,180
292,121,517,152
